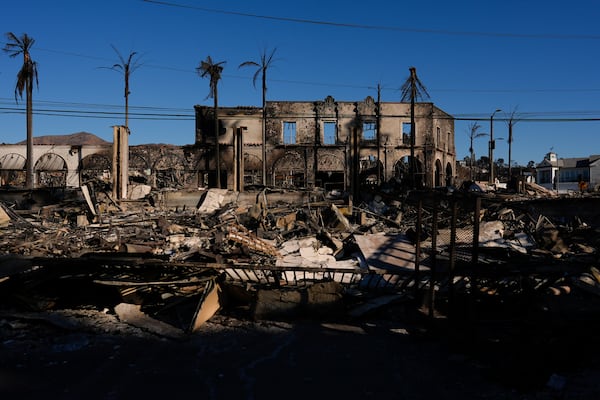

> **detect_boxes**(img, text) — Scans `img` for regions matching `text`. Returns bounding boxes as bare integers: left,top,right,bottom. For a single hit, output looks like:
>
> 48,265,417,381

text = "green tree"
104,45,143,129
239,48,278,186
3,32,38,189
400,67,429,188
197,56,226,188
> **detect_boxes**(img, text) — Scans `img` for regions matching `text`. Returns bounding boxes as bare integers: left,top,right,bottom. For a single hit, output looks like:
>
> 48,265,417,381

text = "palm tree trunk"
376,84,381,185
261,73,267,186
26,76,33,189
410,95,416,189
508,121,513,179
124,71,130,129
214,87,221,189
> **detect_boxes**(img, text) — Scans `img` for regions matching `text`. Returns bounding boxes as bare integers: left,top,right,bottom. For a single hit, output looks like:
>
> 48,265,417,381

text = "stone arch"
243,153,263,186
273,151,305,188
34,152,67,188
316,151,345,191
393,156,424,188
194,152,228,188
318,152,345,171
434,159,443,187
152,153,187,189
129,152,151,184
446,162,454,186
359,155,383,186
80,153,111,186
0,153,26,187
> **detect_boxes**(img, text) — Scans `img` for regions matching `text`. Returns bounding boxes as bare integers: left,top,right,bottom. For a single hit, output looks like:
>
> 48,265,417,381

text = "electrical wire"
141,0,600,40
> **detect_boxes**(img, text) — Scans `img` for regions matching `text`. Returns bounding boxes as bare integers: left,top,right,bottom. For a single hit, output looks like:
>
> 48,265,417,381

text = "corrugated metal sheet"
35,153,66,170
0,153,26,170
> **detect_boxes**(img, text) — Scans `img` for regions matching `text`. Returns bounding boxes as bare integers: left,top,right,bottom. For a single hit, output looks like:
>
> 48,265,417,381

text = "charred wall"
194,97,455,191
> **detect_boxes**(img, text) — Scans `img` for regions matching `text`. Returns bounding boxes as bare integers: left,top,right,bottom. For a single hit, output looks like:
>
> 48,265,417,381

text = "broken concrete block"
76,214,89,227
197,189,227,214
253,289,303,320
299,245,318,259
279,239,300,256
0,206,9,227
252,281,344,320
197,189,239,214
276,212,296,230
479,220,504,245
114,303,184,339
306,281,344,314
129,184,152,200
276,254,304,268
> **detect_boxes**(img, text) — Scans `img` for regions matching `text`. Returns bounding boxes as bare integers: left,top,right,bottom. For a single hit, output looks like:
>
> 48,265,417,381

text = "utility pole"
376,83,381,185
489,109,501,185
506,108,519,181
508,119,513,180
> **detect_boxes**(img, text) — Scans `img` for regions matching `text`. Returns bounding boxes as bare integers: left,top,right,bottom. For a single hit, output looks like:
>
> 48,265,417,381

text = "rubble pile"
2,186,600,329
0,187,391,332
3,185,600,395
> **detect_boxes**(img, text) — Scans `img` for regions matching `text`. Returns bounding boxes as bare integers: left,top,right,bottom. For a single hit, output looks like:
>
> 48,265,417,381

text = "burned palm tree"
197,56,226,188
239,48,278,186
400,67,430,189
467,122,487,180
4,32,38,189
104,45,143,129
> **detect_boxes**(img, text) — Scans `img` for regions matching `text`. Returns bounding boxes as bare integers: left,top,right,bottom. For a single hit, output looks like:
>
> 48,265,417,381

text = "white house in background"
536,152,600,192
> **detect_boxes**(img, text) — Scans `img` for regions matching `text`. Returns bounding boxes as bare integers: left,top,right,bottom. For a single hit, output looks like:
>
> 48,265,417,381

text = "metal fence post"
428,200,438,318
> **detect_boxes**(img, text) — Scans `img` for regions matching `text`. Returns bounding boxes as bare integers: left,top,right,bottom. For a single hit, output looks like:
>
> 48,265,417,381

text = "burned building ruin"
194,96,455,191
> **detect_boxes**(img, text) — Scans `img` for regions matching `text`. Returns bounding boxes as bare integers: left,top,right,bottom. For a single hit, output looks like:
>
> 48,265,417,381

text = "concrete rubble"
2,183,600,396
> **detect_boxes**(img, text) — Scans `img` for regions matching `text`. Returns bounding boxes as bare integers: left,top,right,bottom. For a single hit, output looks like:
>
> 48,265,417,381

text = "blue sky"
1,0,599,166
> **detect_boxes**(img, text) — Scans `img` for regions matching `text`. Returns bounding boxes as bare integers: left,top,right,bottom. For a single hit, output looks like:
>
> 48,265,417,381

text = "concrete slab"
353,233,424,273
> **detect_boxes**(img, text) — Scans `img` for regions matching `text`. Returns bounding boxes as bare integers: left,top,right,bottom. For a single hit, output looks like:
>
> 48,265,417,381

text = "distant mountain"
16,132,110,146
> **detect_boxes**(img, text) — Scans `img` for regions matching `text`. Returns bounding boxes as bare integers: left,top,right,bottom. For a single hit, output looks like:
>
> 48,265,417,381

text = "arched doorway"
153,153,187,189
445,162,454,187
434,159,443,187
194,152,227,188
359,155,383,188
273,151,305,188
393,156,423,189
244,153,263,187
129,153,150,185
34,153,67,188
80,153,111,187
316,152,345,191
0,153,26,187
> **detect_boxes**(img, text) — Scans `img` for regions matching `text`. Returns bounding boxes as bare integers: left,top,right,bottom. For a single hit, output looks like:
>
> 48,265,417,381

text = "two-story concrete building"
194,96,455,192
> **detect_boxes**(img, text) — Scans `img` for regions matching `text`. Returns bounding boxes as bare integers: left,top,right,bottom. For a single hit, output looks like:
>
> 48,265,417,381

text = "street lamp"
489,109,502,185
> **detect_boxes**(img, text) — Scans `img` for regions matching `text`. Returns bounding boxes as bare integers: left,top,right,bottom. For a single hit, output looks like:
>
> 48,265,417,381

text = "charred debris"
2,181,600,339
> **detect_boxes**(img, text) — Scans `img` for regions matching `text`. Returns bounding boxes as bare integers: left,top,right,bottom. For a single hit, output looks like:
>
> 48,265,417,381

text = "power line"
0,105,195,121
7,42,600,95
1,103,600,123
141,0,600,40
0,98,193,113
